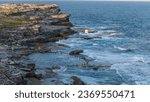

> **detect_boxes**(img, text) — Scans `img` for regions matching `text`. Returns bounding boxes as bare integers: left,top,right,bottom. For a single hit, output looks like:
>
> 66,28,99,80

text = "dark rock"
25,72,35,78
51,65,61,69
57,43,70,48
27,63,35,71
69,50,83,55
20,68,32,72
71,76,85,85
82,36,93,40
34,73,43,79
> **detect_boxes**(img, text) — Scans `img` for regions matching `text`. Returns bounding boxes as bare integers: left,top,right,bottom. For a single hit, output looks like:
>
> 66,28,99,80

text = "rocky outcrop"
71,76,85,85
0,4,59,14
69,50,83,55
0,4,74,85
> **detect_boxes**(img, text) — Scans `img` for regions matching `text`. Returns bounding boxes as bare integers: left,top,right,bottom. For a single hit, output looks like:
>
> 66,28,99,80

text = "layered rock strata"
0,4,73,84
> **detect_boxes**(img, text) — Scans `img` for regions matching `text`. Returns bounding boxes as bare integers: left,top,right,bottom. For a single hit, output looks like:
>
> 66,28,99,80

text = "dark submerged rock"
69,50,83,55
71,76,85,85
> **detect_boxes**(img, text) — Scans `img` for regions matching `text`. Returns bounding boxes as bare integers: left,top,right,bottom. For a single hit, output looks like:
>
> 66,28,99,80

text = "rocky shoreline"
0,4,74,84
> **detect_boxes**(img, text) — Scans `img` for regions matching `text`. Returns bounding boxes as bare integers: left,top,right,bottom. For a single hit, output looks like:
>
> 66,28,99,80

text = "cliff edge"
0,4,73,85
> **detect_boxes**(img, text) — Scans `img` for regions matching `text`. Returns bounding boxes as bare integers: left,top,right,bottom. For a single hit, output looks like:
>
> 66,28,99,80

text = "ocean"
57,2,150,84
1,1,150,84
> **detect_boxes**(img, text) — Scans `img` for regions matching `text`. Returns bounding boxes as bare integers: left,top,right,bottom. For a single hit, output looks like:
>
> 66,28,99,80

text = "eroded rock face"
0,4,74,85
69,50,84,55
0,4,73,45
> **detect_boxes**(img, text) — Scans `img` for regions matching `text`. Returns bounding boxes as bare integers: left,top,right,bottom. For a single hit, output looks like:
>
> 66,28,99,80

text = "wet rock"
71,76,85,85
48,37,61,42
51,65,61,69
57,43,70,48
27,78,41,85
44,67,57,78
27,63,35,71
20,68,32,72
81,36,102,40
25,72,36,78
82,36,93,40
34,73,43,79
69,50,83,55
58,22,73,27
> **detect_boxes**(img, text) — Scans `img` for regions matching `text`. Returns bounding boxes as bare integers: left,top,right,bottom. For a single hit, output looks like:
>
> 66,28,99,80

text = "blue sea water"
1,1,150,84
57,2,150,84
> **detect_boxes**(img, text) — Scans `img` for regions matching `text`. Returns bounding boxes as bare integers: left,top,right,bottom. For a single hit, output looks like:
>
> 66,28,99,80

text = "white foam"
57,38,83,47
114,46,127,51
133,56,145,63
93,43,98,46
83,49,134,64
98,26,108,29
111,63,150,84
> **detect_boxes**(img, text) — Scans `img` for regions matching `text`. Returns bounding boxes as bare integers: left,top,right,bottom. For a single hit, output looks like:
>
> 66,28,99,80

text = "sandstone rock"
51,13,70,19
29,16,40,20
0,4,59,14
32,25,41,33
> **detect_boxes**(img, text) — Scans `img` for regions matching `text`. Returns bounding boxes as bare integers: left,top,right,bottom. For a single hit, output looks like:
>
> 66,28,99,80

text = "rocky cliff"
0,4,74,84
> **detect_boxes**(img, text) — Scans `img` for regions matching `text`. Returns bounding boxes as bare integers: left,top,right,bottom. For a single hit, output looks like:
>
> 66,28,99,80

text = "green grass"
0,17,25,28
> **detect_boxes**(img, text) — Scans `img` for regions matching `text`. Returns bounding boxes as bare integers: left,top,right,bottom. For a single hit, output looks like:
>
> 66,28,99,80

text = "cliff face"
0,4,73,44
0,4,74,85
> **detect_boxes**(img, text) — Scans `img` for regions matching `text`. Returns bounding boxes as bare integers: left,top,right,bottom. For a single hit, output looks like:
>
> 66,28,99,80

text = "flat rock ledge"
0,4,74,85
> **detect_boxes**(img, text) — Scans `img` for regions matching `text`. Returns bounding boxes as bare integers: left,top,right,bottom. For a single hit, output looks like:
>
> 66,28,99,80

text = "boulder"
71,76,85,85
69,50,83,55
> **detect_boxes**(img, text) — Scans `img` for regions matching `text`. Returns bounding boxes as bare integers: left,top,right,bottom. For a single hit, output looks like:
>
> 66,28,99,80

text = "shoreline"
0,3,74,85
